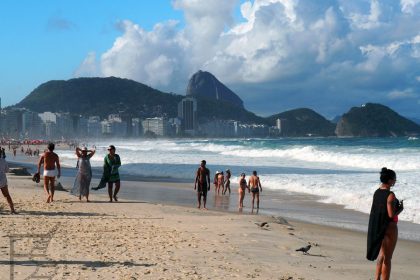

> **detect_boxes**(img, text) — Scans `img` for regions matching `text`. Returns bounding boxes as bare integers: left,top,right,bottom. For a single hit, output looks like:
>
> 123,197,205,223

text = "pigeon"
255,222,268,227
295,244,311,254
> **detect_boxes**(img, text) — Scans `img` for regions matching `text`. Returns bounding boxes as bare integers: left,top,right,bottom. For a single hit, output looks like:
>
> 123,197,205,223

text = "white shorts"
44,169,57,178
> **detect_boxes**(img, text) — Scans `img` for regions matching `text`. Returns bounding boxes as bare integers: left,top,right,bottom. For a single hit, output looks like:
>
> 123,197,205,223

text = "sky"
1,0,420,119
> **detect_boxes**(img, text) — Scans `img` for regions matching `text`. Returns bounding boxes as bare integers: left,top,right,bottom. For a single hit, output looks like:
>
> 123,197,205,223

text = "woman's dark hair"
380,167,396,184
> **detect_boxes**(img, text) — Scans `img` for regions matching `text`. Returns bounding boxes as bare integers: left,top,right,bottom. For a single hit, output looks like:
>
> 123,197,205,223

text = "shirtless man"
37,143,61,203
248,170,262,213
194,160,211,209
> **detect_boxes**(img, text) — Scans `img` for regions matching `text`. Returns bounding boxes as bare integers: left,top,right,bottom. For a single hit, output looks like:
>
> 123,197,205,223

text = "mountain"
186,70,244,108
331,115,342,124
409,117,420,125
16,77,181,118
266,108,336,137
335,103,420,137
14,76,263,123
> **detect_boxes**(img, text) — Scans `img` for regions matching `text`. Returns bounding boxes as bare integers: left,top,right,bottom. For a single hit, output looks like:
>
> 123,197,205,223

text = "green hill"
335,103,420,137
16,77,181,118
15,77,264,123
267,108,336,136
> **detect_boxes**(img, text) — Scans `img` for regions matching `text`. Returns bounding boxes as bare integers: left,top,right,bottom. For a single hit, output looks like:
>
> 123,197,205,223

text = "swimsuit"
251,186,259,193
239,179,247,191
43,169,57,177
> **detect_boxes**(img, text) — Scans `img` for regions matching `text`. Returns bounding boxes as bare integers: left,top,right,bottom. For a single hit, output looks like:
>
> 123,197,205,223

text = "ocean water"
58,137,420,225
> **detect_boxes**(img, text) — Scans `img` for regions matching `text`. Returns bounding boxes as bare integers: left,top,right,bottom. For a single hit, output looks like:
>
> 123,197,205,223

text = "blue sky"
0,0,183,105
1,0,420,118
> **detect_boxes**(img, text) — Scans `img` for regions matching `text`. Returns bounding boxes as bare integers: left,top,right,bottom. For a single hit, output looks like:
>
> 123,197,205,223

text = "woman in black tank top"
367,167,403,280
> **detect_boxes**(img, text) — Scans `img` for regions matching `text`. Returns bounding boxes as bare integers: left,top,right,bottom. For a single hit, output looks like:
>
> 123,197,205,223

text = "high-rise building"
87,116,101,137
131,118,142,137
142,117,168,137
3,108,24,138
22,110,43,138
178,97,197,135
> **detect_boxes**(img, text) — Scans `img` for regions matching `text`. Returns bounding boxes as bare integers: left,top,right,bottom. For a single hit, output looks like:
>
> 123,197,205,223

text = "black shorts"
197,183,208,194
251,187,259,194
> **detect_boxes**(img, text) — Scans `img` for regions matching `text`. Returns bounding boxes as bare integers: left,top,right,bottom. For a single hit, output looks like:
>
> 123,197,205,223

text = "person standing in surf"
238,173,249,210
367,167,403,280
71,146,95,202
213,171,220,194
217,171,225,195
248,170,262,213
194,160,211,209
223,169,231,195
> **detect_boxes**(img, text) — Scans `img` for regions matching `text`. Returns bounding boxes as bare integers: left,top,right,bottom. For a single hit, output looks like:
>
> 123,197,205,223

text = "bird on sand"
295,244,311,254
255,222,268,227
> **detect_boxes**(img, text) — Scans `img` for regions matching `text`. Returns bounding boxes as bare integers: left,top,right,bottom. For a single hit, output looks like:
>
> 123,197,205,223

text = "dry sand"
1,173,420,279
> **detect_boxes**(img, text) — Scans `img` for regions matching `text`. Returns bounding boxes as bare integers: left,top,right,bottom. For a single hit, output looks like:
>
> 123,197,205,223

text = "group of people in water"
194,160,262,212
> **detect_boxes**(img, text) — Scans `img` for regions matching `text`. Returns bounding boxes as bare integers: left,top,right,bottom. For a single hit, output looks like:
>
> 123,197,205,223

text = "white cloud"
74,52,98,77
347,0,382,30
75,0,420,116
99,20,187,88
400,0,420,14
387,89,417,100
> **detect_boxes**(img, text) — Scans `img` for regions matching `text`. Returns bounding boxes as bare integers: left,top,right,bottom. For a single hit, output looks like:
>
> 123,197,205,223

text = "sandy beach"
1,170,420,279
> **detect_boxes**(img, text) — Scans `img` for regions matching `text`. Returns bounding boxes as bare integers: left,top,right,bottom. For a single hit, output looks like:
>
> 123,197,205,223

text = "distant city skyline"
1,0,420,118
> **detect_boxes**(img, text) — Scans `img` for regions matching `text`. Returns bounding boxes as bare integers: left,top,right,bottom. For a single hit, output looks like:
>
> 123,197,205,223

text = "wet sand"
1,169,420,279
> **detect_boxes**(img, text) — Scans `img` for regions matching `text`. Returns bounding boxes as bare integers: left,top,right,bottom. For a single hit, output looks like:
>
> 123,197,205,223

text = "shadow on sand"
15,210,108,217
1,260,156,268
61,200,150,204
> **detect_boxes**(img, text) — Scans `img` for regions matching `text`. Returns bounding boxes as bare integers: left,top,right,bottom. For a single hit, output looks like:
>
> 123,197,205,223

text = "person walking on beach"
238,173,249,210
103,145,121,202
37,143,61,203
217,171,225,195
223,169,231,195
248,171,262,213
194,160,210,209
71,147,95,202
0,148,16,214
367,167,403,280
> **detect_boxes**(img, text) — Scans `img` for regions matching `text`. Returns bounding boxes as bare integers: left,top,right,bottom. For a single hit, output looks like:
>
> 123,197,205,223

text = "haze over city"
1,0,420,118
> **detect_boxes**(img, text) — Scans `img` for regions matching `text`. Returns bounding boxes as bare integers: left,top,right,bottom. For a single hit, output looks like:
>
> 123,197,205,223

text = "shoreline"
7,155,420,243
1,173,420,279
